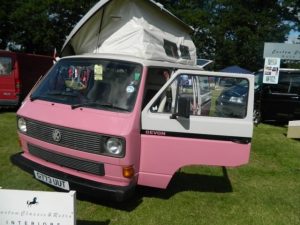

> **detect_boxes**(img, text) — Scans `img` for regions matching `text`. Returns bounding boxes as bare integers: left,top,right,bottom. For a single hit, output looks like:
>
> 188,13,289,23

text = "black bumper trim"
0,99,19,106
11,152,135,202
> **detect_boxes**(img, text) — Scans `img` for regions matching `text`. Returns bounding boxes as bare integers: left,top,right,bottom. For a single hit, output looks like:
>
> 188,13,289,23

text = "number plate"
34,170,70,191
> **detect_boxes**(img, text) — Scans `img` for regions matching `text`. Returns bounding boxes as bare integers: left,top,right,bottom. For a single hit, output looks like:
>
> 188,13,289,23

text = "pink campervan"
13,0,254,201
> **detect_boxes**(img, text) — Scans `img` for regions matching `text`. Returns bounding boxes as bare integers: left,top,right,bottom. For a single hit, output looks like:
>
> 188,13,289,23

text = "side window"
163,40,179,58
269,73,291,93
150,74,249,119
0,57,12,75
179,45,191,60
264,72,300,94
142,68,171,109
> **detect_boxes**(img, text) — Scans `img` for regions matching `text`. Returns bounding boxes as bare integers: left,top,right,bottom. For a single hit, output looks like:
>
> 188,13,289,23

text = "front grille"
28,144,105,176
26,119,103,154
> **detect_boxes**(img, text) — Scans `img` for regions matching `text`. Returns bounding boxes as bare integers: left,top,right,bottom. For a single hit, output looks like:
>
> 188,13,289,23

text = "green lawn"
1,110,300,225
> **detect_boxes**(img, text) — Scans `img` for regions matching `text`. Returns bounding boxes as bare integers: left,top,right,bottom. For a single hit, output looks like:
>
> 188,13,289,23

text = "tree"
209,0,292,71
281,0,300,30
8,0,98,55
0,0,22,49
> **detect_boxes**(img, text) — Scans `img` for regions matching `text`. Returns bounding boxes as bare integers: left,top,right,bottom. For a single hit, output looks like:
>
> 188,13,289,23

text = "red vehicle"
0,50,53,107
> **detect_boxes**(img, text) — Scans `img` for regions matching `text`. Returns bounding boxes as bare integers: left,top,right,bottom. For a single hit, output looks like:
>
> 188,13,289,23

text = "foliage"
3,0,98,55
0,0,19,49
281,0,300,30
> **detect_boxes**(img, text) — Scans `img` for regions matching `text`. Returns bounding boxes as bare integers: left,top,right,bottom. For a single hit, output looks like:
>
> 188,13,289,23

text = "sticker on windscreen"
94,64,103,81
126,85,135,93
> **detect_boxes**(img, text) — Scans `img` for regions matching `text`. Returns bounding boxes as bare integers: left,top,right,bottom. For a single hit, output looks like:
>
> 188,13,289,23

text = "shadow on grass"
0,107,17,113
260,120,288,127
76,191,143,212
77,219,110,225
77,167,232,211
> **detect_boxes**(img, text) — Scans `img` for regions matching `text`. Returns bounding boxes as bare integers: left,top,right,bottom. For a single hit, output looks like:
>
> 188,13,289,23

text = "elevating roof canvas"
61,0,197,65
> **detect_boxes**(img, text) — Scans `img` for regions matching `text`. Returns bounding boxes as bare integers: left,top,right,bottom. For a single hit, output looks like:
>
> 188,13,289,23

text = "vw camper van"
12,0,255,201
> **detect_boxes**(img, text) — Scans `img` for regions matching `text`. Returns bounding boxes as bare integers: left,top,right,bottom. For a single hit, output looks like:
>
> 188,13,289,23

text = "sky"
287,30,300,43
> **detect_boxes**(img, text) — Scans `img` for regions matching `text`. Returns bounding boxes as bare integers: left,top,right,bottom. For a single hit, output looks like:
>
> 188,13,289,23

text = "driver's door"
138,70,254,188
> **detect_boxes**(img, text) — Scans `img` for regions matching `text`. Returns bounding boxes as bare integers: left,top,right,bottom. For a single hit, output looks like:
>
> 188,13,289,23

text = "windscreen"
31,58,143,112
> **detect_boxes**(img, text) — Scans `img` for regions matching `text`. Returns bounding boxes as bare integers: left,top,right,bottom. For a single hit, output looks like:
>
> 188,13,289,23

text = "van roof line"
62,53,201,70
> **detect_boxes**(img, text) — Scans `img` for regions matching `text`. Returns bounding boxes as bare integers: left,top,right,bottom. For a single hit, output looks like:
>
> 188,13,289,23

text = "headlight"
229,96,244,104
17,117,27,133
105,137,124,156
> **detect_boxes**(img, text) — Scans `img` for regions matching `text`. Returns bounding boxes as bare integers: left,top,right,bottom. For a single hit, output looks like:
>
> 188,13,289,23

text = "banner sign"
263,57,281,84
263,42,300,60
0,189,76,225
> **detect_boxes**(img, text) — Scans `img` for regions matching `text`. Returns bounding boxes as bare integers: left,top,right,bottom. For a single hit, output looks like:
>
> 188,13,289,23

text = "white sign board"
0,189,76,225
263,42,300,60
263,57,281,84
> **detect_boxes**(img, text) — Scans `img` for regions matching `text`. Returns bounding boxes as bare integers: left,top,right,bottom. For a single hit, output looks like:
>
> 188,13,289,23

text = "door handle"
291,96,299,99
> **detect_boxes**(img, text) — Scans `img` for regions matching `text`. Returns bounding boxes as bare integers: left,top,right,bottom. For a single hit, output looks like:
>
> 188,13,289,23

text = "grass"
1,109,300,225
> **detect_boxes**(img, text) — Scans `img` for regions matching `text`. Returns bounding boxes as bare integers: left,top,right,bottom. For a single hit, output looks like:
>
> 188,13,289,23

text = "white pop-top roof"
61,0,197,66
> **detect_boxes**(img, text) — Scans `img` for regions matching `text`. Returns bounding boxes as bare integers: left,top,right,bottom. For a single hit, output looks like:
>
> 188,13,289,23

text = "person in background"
158,70,171,112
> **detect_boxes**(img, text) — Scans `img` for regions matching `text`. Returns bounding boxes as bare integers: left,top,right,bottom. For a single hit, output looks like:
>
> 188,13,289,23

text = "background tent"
220,65,251,74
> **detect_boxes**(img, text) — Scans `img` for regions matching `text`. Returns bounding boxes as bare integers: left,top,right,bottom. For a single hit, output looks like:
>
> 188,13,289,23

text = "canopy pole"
96,6,106,53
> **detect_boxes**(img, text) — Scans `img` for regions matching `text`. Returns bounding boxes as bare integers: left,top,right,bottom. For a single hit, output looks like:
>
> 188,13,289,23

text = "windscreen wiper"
71,102,101,109
47,90,79,97
30,95,40,101
31,91,79,102
71,102,129,111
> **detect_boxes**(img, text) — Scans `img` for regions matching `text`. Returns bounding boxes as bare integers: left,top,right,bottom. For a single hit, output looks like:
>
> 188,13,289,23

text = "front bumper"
11,152,135,202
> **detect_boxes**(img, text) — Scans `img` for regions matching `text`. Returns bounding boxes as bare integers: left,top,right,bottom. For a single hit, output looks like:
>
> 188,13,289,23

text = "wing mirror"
170,96,190,119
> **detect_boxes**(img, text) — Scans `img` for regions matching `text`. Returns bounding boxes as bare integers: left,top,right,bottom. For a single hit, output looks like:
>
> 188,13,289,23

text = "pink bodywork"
17,66,251,190
17,67,148,188
18,101,141,187
139,135,251,188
